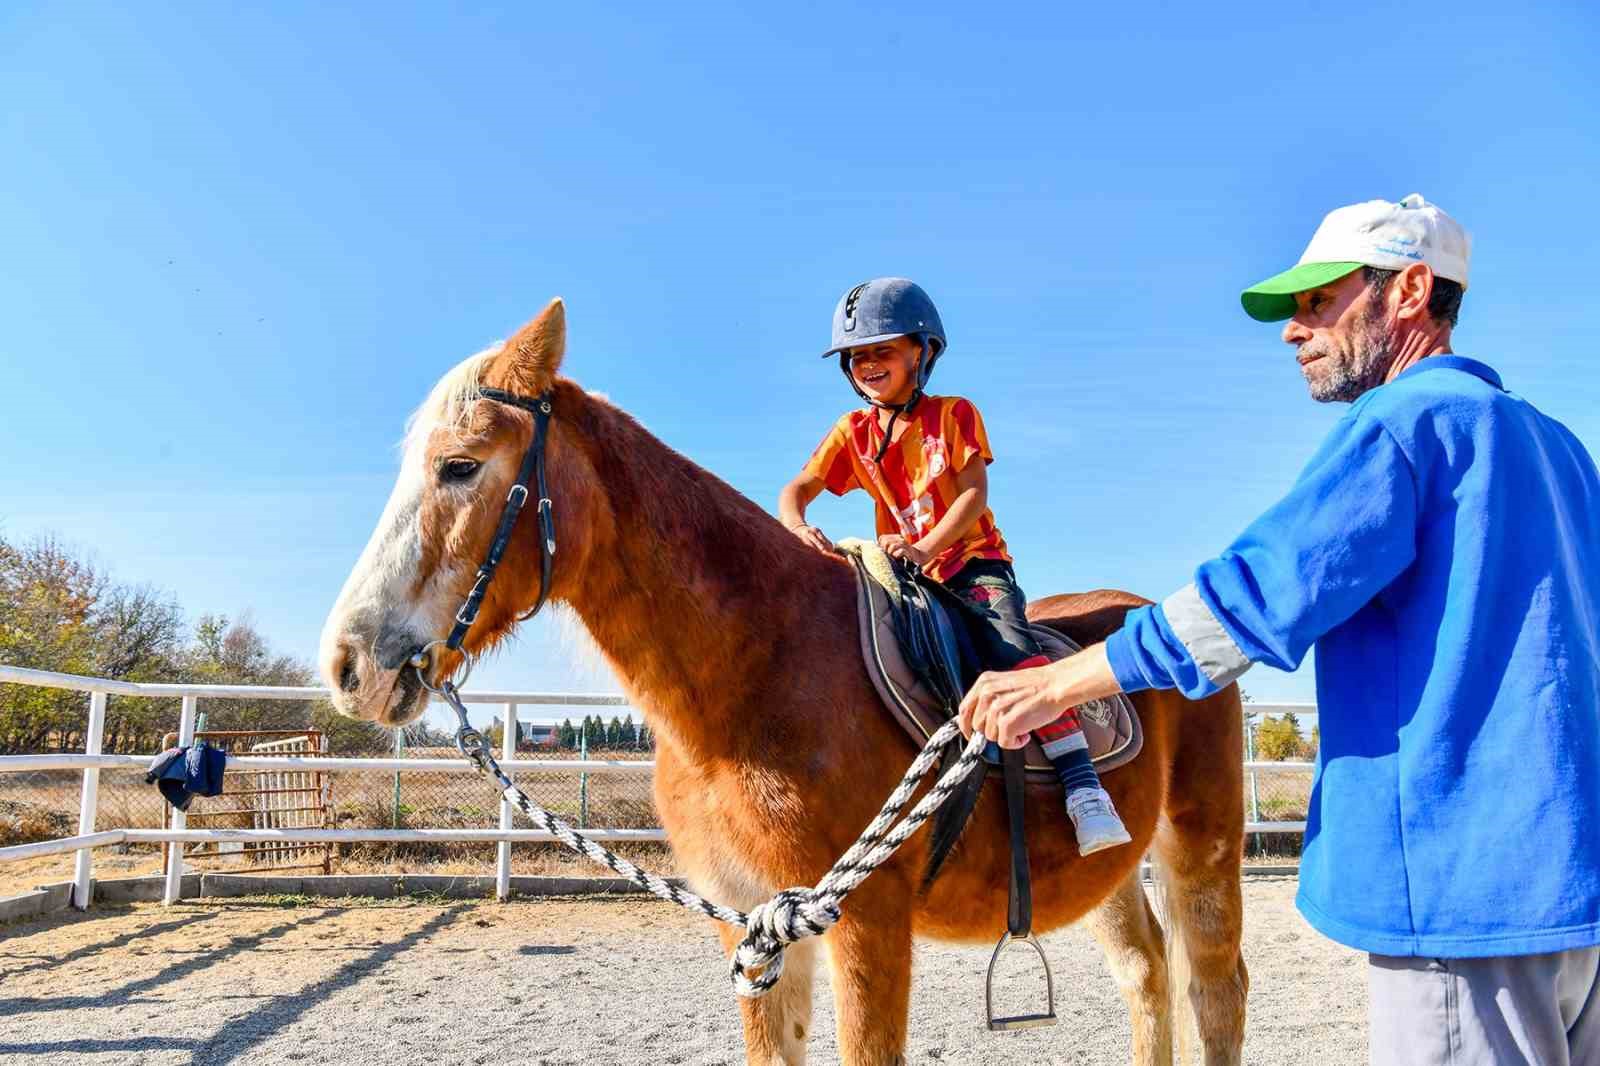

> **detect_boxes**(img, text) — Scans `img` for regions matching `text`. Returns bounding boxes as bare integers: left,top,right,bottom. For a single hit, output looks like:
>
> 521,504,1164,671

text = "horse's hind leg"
1156,690,1250,1065
715,923,818,1066
1084,865,1172,1065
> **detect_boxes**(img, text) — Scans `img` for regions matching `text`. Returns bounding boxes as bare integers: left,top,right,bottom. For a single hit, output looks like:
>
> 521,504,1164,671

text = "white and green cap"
1241,193,1472,322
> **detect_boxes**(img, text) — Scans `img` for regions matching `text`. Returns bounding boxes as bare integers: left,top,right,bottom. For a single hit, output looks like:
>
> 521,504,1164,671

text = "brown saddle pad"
851,558,1143,778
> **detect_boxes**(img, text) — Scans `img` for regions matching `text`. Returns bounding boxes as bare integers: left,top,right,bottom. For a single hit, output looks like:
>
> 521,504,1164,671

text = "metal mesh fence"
1243,710,1318,858
3,694,1319,870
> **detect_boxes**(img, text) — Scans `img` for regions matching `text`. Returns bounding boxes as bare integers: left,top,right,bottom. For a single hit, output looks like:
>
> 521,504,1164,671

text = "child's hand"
878,534,931,567
789,523,835,555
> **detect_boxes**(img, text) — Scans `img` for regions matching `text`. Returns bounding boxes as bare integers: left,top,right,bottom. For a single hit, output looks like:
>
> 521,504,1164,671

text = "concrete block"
200,874,306,898
94,875,197,903
0,889,57,925
186,873,684,902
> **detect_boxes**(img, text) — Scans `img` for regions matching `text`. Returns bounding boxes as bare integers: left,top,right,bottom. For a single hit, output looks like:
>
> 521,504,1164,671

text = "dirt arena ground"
0,875,1364,1065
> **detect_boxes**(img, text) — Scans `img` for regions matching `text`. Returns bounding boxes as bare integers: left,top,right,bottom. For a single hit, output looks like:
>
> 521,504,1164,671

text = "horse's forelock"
403,344,504,459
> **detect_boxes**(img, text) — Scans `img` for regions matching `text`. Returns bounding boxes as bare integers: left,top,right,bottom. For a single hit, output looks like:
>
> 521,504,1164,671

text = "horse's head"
319,299,602,725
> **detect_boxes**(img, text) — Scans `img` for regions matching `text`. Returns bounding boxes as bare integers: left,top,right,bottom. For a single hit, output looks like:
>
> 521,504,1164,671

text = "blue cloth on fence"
145,743,227,811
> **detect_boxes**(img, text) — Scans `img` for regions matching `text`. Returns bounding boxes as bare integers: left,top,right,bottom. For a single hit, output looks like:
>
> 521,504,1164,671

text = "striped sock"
1042,740,1101,795
1036,703,1102,796
1002,655,1104,796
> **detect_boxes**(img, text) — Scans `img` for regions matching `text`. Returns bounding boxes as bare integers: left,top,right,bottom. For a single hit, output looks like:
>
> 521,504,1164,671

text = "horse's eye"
440,458,481,483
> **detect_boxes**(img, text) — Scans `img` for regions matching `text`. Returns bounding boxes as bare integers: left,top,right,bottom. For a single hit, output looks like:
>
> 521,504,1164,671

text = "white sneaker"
1066,787,1133,856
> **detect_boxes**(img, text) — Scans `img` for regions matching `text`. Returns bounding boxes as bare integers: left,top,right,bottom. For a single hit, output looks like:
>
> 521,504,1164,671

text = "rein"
407,384,992,998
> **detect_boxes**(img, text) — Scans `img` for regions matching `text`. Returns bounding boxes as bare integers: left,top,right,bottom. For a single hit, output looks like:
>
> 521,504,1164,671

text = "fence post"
579,725,589,828
496,702,517,901
163,694,198,905
1245,712,1262,852
392,728,403,829
72,690,108,909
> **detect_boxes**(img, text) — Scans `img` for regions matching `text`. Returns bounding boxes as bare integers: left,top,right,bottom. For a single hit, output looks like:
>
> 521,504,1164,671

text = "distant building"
488,717,559,749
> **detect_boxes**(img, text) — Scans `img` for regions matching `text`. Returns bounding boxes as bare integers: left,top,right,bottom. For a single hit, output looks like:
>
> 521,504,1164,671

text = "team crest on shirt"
921,437,948,478
895,494,937,538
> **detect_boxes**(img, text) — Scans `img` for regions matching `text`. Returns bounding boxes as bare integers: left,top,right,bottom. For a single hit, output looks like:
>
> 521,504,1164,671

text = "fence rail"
1,664,1316,909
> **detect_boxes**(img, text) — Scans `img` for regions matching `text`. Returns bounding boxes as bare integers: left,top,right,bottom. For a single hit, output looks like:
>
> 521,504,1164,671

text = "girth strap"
1002,746,1033,936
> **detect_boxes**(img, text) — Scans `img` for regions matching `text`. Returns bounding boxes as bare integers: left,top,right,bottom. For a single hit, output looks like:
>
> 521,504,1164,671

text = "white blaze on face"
319,344,501,715
315,416,460,688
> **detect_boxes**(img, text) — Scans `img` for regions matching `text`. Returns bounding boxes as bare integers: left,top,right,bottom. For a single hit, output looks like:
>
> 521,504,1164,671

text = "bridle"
408,386,557,692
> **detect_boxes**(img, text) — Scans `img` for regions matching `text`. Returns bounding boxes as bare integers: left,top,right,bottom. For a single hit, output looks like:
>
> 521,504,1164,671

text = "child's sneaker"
1066,787,1133,856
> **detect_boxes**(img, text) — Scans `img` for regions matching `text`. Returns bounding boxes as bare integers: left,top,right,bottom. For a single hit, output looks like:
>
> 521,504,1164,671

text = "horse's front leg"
826,881,913,1066
714,922,818,1066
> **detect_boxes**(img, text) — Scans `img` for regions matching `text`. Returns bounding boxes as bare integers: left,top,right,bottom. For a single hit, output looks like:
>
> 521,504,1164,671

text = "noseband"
410,386,556,691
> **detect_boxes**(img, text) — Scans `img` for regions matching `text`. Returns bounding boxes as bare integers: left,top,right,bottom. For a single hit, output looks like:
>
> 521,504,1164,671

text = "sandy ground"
0,876,1364,1065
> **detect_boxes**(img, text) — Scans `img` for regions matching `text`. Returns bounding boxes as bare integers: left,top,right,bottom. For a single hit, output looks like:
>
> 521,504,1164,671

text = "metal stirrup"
985,932,1058,1031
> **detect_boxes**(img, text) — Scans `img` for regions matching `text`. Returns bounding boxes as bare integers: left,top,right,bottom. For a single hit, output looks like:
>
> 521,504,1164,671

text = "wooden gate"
167,729,333,874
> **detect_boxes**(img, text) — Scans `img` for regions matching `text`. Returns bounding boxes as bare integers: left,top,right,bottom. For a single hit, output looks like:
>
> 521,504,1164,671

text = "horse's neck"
563,403,845,758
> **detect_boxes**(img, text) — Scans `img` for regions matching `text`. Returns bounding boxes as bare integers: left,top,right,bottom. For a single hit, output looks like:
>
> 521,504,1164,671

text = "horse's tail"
921,743,985,890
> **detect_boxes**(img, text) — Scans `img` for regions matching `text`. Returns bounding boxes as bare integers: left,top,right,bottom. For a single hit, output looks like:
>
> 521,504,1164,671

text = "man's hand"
878,534,931,567
960,644,1124,748
789,523,835,555
959,660,1068,749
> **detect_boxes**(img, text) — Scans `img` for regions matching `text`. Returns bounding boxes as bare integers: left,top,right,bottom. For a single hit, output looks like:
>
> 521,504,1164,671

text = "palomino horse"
320,301,1248,1065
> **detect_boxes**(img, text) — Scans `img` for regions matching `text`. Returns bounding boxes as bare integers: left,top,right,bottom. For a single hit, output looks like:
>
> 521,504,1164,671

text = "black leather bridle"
409,386,557,690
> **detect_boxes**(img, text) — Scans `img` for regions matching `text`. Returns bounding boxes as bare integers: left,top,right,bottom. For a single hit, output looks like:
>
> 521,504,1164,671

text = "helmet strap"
838,336,931,462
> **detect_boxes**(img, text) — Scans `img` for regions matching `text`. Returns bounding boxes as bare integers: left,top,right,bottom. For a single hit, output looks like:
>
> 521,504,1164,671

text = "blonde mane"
402,343,503,456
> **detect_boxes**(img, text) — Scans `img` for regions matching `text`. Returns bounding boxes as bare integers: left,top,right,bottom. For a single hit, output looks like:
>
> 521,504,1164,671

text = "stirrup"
984,932,1057,1031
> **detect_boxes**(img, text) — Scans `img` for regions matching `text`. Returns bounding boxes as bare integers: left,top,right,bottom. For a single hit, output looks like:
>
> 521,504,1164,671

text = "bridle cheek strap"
441,388,557,655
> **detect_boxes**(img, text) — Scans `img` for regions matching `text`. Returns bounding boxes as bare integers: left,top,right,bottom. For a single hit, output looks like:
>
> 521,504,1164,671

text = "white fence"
0,664,1314,910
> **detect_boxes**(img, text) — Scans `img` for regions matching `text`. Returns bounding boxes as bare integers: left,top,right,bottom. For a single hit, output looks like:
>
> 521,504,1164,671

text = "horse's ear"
493,298,566,394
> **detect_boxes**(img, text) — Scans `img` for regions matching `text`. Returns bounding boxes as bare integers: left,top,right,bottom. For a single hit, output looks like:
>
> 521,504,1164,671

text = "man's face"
1282,271,1397,403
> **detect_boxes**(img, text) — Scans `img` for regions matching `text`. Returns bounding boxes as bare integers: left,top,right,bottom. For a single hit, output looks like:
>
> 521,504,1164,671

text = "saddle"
838,539,1144,1031
840,540,1142,779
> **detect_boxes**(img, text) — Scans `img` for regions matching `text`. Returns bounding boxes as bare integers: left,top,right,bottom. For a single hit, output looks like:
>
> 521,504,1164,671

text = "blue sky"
3,3,1597,725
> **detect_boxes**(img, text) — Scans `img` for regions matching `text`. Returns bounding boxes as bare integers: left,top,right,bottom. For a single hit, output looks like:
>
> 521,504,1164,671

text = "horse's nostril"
338,653,360,694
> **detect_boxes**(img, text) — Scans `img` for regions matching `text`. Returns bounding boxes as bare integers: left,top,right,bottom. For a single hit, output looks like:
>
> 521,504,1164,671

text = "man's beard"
1301,303,1395,403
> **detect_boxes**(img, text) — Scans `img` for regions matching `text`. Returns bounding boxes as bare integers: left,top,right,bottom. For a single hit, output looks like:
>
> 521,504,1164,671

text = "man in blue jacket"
961,194,1600,1064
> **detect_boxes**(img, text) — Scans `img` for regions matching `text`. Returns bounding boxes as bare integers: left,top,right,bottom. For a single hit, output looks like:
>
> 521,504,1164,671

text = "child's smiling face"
846,334,921,405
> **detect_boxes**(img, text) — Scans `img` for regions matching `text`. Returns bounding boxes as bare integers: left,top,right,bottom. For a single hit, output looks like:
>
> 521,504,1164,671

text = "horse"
319,300,1248,1065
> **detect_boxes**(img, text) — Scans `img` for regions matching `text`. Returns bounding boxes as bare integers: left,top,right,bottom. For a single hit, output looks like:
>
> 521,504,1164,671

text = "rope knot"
728,888,841,998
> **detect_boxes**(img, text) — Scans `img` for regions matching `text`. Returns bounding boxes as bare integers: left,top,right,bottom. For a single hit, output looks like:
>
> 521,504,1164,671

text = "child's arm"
779,471,836,554
880,460,989,566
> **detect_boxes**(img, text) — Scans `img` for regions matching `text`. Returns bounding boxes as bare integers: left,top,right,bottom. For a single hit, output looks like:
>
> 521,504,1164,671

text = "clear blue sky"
3,2,1597,723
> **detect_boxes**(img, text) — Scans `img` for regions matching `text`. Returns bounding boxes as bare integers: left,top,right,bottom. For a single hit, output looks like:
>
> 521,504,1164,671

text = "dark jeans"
943,558,1042,671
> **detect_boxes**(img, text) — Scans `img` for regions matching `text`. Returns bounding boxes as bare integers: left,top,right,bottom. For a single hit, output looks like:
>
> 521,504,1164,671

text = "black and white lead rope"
436,679,989,997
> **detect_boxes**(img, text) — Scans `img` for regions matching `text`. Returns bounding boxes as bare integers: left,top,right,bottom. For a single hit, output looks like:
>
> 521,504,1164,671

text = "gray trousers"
1369,949,1600,1065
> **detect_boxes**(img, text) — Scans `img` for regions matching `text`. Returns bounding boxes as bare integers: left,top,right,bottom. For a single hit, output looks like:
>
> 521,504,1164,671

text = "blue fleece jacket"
1105,356,1600,958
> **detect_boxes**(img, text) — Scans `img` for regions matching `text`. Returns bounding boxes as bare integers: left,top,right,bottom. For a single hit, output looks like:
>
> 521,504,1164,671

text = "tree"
608,716,626,748
1255,713,1308,761
558,718,576,748
0,531,385,754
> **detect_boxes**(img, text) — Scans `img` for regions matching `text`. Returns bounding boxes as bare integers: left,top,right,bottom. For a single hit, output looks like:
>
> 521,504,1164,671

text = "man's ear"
1394,264,1435,322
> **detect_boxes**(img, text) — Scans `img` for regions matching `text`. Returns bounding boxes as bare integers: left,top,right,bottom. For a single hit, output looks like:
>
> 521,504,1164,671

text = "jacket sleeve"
1105,411,1419,699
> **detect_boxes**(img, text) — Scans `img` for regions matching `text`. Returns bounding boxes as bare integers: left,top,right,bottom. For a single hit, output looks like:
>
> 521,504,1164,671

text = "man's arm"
962,412,1421,743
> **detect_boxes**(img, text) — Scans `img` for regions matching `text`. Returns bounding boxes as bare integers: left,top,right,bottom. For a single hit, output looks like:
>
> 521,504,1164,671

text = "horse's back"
1026,588,1151,647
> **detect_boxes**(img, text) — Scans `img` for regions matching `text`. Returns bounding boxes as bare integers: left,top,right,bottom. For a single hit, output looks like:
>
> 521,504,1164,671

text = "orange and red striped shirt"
803,395,1010,583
